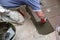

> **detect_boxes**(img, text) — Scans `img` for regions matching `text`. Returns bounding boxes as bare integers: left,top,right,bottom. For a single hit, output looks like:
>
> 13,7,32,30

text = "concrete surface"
13,19,56,40
41,0,60,29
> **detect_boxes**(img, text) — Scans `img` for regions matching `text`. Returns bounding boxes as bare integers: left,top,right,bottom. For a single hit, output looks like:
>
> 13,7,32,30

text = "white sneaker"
2,11,25,25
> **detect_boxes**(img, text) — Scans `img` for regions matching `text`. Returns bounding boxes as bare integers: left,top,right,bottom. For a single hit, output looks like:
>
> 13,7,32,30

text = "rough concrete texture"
13,19,56,40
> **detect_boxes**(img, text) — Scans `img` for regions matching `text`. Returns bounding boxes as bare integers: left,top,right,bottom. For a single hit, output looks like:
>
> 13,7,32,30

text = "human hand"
35,11,46,24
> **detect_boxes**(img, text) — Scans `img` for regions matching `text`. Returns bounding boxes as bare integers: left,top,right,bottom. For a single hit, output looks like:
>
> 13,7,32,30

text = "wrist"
36,11,45,19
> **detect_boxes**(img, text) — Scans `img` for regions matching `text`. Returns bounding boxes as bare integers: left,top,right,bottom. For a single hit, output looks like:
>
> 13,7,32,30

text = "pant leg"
25,0,42,11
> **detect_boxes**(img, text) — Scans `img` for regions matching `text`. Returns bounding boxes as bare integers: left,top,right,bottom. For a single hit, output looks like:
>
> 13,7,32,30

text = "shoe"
2,11,25,25
17,9,25,17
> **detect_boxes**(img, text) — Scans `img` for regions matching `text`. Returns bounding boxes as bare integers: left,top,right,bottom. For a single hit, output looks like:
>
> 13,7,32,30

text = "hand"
36,11,46,24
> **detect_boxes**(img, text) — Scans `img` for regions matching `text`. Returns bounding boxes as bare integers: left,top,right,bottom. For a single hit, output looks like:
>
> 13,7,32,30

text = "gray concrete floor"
41,0,60,29
13,19,56,40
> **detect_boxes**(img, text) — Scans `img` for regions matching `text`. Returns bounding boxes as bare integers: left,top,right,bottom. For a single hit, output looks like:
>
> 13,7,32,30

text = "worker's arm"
34,11,46,24
26,0,46,23
35,11,45,19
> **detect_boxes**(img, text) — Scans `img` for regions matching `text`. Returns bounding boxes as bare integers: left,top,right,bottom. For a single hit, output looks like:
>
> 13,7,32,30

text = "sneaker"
2,11,25,25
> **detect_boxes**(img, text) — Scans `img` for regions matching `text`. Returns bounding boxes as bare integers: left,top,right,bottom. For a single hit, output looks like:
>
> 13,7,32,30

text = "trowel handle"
40,18,46,24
